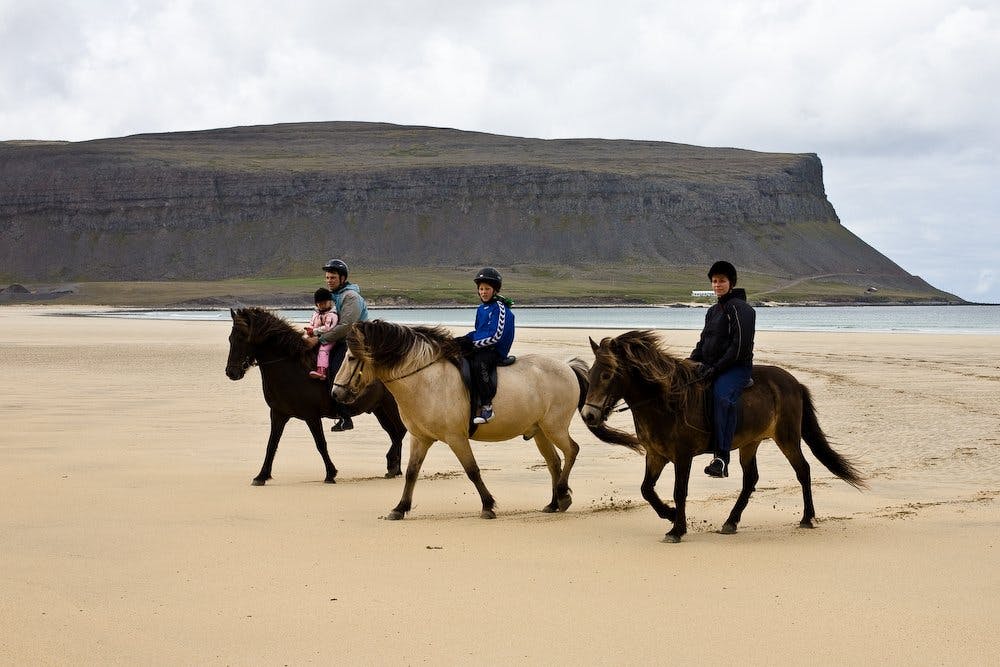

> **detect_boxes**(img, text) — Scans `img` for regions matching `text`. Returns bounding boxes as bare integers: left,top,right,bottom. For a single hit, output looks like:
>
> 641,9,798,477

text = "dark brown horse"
225,307,406,484
580,330,865,543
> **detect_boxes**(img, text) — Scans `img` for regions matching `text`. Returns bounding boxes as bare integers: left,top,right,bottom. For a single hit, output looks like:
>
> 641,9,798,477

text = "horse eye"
600,371,613,382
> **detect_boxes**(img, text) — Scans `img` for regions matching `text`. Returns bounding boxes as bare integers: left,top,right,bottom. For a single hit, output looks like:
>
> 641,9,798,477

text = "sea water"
84,305,1000,334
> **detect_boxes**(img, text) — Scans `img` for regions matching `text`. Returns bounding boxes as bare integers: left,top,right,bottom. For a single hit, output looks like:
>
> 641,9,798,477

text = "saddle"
459,355,516,437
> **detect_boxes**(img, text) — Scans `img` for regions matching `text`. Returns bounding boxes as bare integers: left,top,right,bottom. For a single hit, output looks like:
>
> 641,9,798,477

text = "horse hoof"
719,523,738,535
386,510,405,521
251,479,266,486
558,497,572,512
662,533,683,544
385,470,402,479
799,520,815,529
541,505,558,513
481,509,497,520
324,478,337,484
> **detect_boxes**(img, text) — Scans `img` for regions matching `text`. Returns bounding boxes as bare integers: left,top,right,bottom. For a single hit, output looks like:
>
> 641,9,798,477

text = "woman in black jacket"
689,261,756,478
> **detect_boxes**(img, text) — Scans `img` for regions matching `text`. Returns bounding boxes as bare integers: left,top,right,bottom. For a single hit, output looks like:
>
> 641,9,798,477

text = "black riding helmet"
474,266,502,291
322,258,349,277
708,260,738,286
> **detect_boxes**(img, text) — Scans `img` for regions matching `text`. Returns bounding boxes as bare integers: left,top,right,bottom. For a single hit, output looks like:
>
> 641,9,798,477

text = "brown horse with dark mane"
225,307,407,484
580,330,865,543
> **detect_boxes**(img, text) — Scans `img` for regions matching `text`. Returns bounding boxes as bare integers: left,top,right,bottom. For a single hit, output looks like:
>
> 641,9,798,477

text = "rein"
332,358,365,392
332,354,442,396
383,355,442,383
584,395,655,420
586,361,706,432
253,356,288,367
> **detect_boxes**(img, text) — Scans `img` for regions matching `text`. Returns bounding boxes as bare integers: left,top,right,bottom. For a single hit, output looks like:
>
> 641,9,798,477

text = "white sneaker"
473,405,494,424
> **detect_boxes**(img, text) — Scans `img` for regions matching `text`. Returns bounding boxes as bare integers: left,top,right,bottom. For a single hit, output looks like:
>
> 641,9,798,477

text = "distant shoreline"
4,298,991,309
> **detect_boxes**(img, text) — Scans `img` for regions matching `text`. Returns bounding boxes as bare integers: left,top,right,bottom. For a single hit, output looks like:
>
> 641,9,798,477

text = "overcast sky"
2,0,997,302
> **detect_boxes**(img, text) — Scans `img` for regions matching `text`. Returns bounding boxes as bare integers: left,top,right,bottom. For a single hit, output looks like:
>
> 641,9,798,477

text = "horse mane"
235,307,313,367
603,330,700,404
350,320,463,373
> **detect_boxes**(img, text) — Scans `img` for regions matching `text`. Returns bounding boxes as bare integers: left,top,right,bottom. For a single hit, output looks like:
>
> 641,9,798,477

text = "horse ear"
230,308,237,320
589,337,600,353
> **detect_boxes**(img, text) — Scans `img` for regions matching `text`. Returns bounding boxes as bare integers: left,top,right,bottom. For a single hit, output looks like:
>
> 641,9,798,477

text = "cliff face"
0,122,925,290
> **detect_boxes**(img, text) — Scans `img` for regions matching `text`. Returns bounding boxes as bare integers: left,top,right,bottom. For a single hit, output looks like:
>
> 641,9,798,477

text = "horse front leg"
445,437,497,519
305,417,337,483
640,452,675,522
721,442,761,534
388,435,434,520
253,410,289,486
664,455,693,543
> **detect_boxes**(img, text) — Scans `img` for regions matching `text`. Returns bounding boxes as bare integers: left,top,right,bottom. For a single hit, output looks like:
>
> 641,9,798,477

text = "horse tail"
569,358,644,453
799,385,867,490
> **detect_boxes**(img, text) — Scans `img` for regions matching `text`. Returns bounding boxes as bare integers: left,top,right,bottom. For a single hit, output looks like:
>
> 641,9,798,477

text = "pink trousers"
317,342,333,368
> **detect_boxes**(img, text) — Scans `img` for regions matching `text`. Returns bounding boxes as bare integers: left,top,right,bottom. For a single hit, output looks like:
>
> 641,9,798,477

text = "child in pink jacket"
304,288,338,380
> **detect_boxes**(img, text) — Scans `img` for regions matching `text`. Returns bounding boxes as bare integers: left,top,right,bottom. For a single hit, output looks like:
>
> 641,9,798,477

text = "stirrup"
331,418,354,432
704,457,728,478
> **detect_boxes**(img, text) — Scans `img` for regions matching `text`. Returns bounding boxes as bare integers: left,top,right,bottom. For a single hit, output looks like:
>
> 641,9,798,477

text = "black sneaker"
331,417,354,432
704,457,728,478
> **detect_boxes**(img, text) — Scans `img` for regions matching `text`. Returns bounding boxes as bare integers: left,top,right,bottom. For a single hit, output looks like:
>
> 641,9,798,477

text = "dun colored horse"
332,320,641,519
225,308,407,484
580,330,865,543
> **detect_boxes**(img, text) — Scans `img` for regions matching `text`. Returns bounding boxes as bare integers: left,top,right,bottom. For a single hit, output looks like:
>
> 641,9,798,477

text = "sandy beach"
1,305,997,665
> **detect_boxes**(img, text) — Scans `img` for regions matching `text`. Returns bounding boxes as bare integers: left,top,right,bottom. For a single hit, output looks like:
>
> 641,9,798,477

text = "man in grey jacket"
306,258,369,430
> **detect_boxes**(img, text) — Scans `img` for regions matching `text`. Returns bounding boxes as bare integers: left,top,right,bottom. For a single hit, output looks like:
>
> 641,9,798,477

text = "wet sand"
1,306,997,664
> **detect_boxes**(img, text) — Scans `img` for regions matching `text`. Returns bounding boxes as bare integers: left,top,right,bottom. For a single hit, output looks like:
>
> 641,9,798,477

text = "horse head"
226,308,255,380
582,330,697,426
580,336,627,426
331,321,377,402
226,307,310,381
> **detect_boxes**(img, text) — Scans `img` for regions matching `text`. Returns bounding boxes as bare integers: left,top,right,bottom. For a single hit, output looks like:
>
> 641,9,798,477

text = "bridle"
582,364,667,422
332,357,366,396
229,325,290,376
233,350,287,375
583,364,629,422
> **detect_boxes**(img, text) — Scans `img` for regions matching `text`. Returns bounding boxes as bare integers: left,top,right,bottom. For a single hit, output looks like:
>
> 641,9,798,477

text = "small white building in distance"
691,290,714,297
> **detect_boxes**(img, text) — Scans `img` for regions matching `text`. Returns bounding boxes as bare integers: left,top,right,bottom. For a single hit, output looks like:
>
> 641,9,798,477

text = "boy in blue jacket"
458,267,515,424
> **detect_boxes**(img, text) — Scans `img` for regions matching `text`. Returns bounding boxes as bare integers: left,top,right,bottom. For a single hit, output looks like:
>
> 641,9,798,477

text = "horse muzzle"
330,383,352,402
226,358,251,381
580,403,608,426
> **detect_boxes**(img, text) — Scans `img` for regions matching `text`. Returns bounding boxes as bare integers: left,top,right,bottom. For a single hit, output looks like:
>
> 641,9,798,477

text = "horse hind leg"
371,400,405,478
721,441,761,534
776,426,816,529
305,417,338,483
534,430,578,513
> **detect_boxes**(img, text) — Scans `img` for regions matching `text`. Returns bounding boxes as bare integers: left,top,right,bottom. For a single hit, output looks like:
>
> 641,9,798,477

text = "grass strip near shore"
1,265,958,307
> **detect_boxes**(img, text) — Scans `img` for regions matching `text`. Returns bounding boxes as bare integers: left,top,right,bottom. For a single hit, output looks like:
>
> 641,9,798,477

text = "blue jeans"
712,364,752,464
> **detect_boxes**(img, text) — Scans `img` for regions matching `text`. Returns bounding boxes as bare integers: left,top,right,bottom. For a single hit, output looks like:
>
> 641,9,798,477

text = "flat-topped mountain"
0,122,955,301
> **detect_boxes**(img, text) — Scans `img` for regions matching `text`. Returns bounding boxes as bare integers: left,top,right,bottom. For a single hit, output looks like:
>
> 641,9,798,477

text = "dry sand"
1,306,997,665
